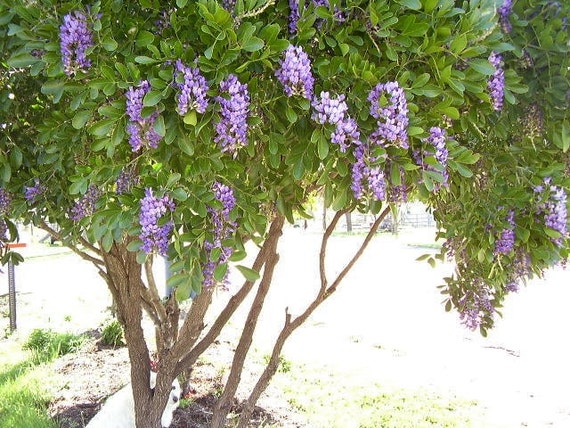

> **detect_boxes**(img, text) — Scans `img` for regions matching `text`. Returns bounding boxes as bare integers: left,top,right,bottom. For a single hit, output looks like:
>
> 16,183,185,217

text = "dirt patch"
48,333,306,428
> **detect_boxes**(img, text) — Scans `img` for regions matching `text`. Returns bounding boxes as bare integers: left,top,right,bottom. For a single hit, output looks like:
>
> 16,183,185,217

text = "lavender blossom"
498,0,513,33
288,0,300,34
214,75,250,154
60,11,94,76
275,45,315,100
116,167,140,195
351,143,386,201
535,178,568,247
494,210,515,255
488,52,505,112
203,182,236,288
0,188,11,214
70,185,102,221
458,280,495,330
126,80,162,151
311,92,348,125
368,82,409,149
24,179,46,203
331,117,360,152
174,60,209,115
139,188,175,255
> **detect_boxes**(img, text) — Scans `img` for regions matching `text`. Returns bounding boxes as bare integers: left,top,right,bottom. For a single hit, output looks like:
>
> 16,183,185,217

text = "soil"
48,331,306,428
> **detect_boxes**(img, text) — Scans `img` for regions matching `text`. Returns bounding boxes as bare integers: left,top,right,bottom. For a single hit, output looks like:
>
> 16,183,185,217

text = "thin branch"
326,206,391,296
174,214,281,374
38,220,106,268
143,256,167,323
319,208,349,292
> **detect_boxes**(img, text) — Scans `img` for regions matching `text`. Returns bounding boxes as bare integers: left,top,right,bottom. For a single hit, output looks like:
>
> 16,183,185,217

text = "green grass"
0,329,86,428
276,362,484,428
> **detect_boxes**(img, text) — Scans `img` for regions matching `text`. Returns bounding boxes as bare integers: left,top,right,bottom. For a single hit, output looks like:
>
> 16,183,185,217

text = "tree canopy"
0,0,568,425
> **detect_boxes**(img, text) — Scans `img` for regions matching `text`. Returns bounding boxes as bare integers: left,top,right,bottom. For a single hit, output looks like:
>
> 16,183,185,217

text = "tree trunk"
210,214,284,428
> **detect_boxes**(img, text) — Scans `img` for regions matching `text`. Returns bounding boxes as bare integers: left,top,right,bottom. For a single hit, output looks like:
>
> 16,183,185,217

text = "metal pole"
8,259,16,332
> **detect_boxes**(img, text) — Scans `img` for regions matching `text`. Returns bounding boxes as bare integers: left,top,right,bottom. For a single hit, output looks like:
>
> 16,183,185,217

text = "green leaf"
102,36,118,52
126,239,142,252
89,119,116,137
184,110,197,126
7,52,38,68
143,90,162,107
242,37,264,52
136,30,154,48
236,265,260,282
469,59,495,76
398,0,421,10
135,56,158,64
317,138,329,160
72,110,92,129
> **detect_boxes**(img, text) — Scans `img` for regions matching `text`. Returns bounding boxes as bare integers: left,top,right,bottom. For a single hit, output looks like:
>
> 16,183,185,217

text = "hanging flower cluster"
494,210,516,255
173,59,209,115
488,52,505,112
414,127,450,191
115,167,140,195
24,179,46,203
203,182,236,288
126,80,162,152
60,11,93,76
497,0,513,33
535,178,568,247
311,92,360,152
275,45,315,100
139,188,175,255
351,144,386,201
458,280,494,330
368,81,409,149
214,75,250,155
70,185,102,221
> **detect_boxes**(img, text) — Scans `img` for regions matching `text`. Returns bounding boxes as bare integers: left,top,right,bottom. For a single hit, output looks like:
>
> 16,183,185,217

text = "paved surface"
2,226,569,427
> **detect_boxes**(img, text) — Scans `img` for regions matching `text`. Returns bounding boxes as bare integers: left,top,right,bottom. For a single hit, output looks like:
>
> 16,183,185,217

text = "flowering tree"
0,0,568,426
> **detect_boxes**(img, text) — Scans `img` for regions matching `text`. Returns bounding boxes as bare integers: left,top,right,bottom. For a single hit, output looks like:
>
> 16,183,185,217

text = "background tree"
0,0,568,426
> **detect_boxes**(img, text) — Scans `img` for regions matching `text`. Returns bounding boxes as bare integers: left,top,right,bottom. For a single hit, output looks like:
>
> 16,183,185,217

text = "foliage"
0,0,568,425
100,318,126,347
23,328,86,363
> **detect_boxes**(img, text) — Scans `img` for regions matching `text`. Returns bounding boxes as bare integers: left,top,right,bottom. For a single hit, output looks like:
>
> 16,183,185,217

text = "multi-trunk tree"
0,0,568,426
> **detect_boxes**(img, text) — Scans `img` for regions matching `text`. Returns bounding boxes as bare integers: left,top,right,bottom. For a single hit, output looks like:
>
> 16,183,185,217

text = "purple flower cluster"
174,60,209,115
139,188,175,255
116,167,140,195
368,82,409,149
494,210,515,255
488,52,505,112
203,182,236,288
458,280,494,330
312,91,360,152
498,0,513,33
388,167,408,203
415,127,450,190
126,80,162,152
535,178,568,247
311,92,348,125
60,11,94,76
70,185,102,221
275,45,315,100
351,144,386,201
24,179,46,203
0,188,11,214
214,75,250,154
154,9,171,33
288,0,300,34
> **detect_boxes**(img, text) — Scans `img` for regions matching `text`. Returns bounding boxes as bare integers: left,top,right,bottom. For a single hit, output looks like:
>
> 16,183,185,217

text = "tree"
0,0,568,426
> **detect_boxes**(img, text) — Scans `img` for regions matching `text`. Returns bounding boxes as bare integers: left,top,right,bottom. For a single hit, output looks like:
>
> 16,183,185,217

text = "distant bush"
100,319,125,348
23,329,85,363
